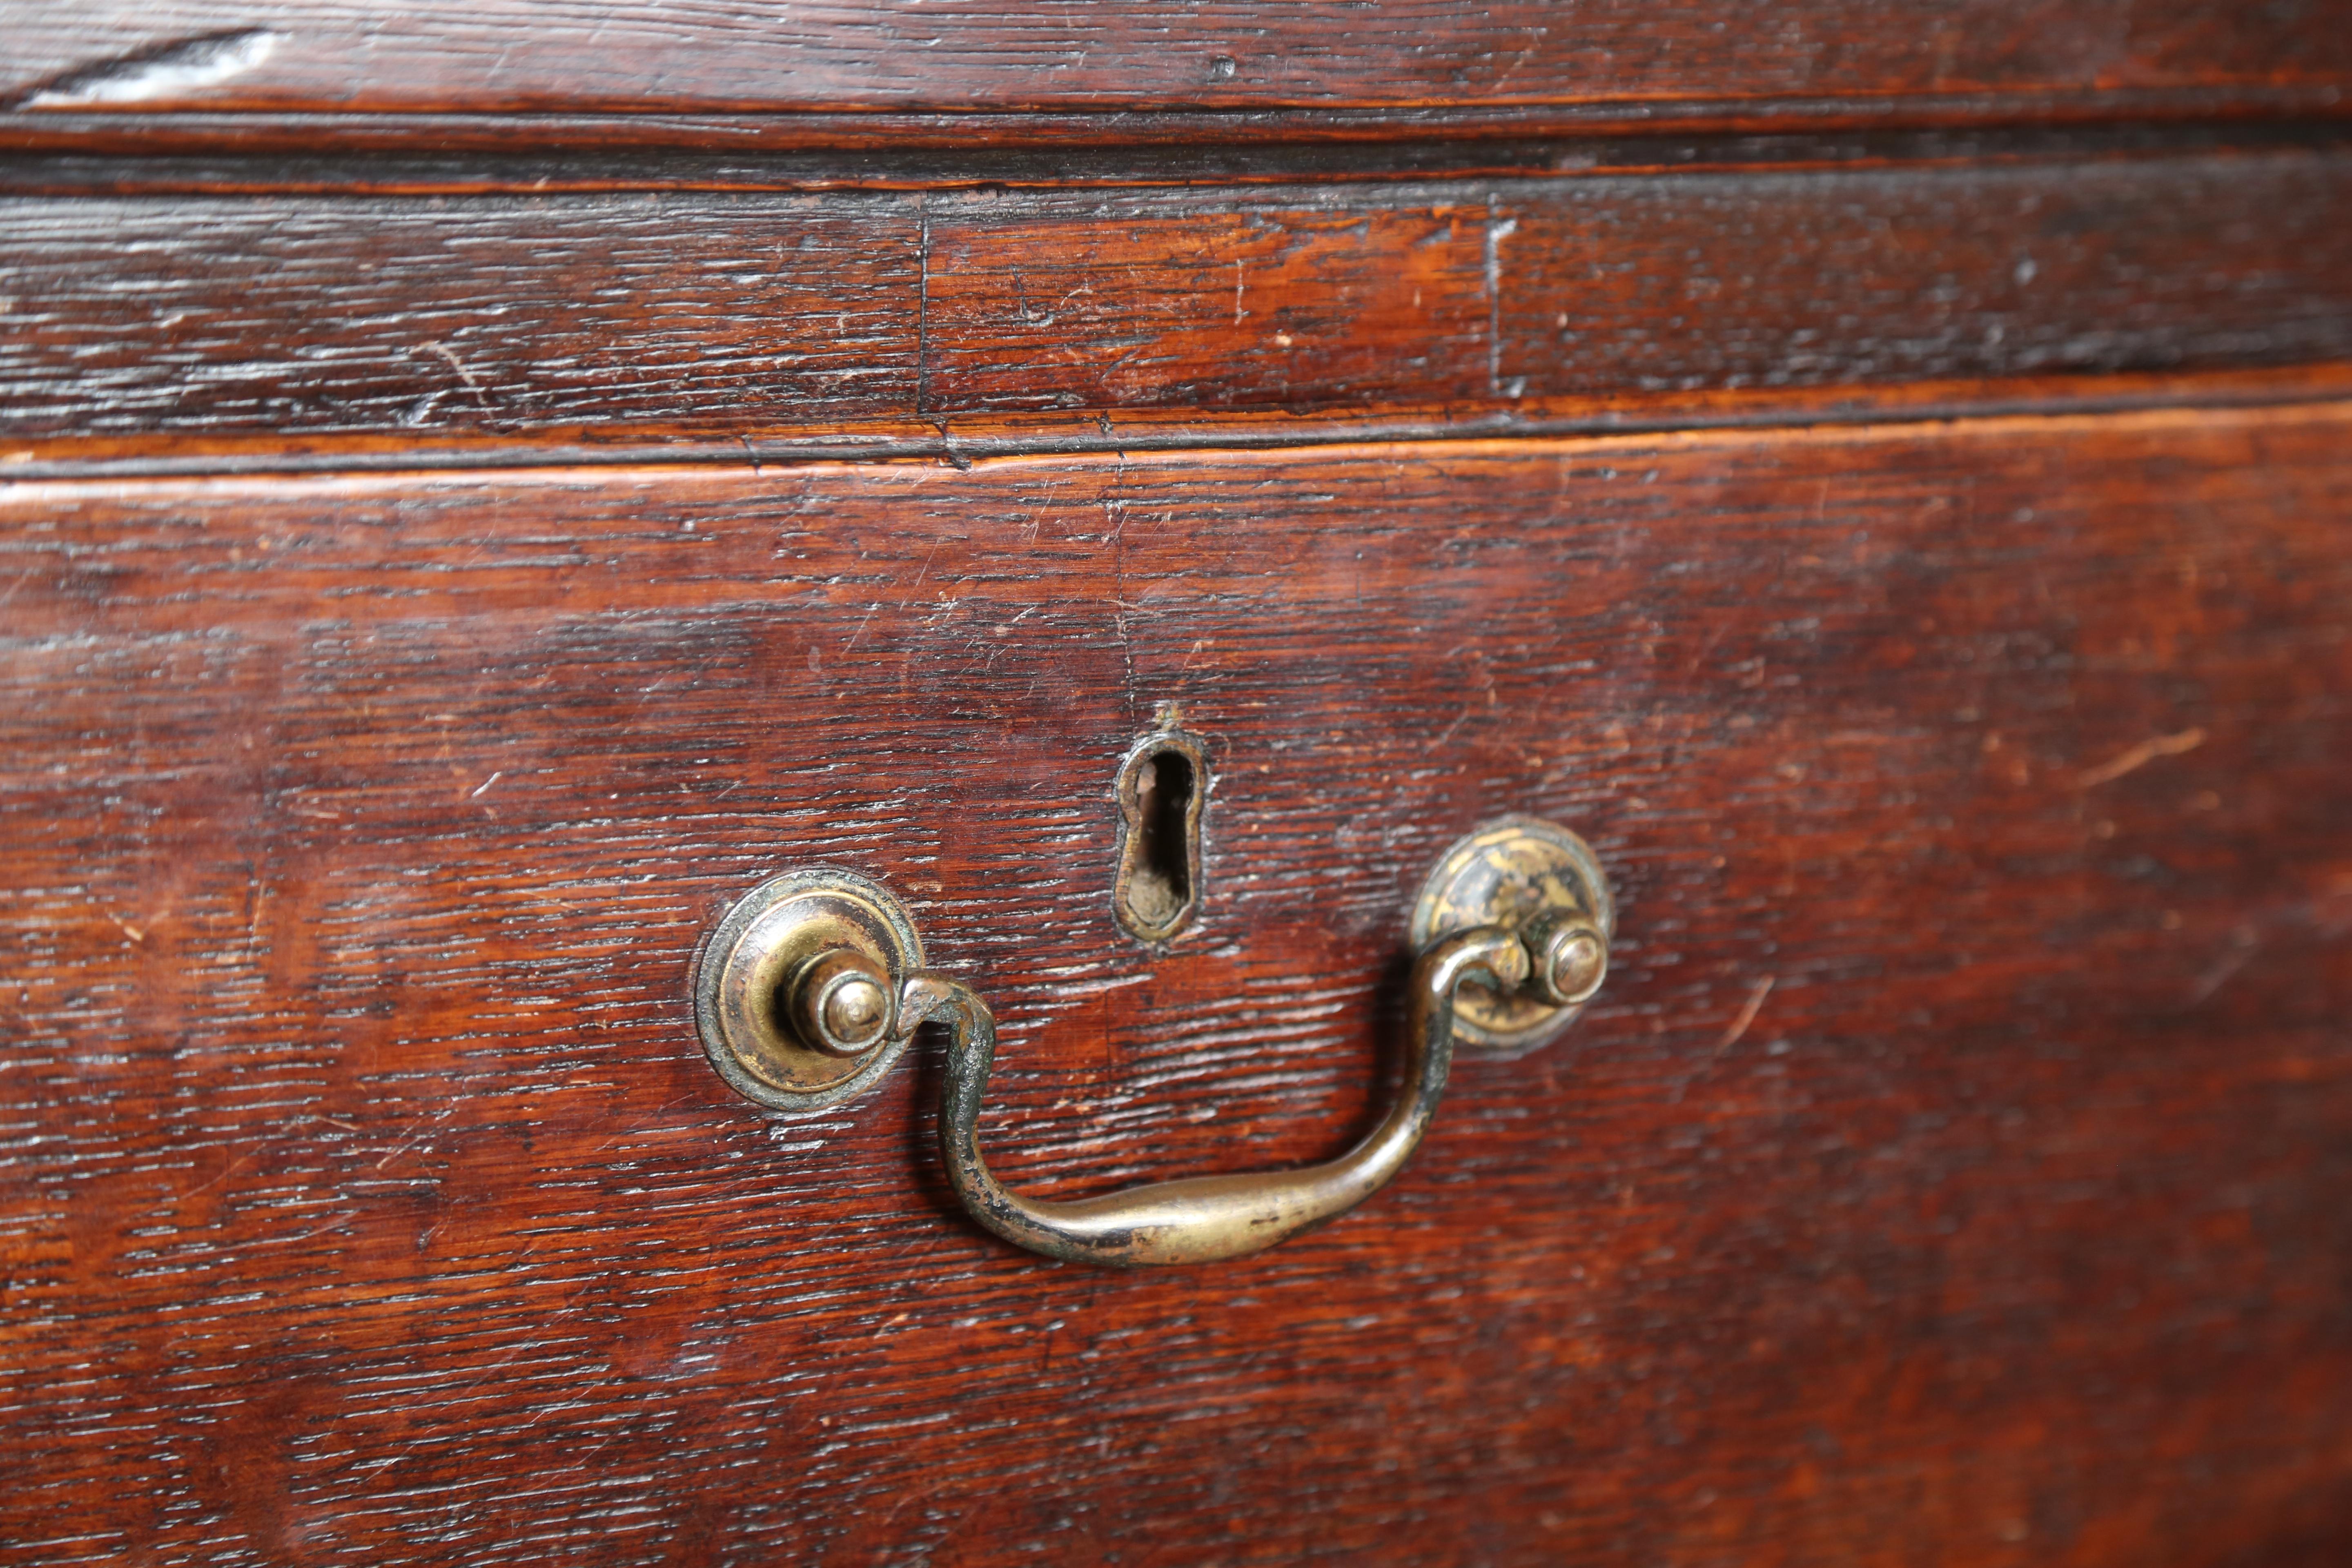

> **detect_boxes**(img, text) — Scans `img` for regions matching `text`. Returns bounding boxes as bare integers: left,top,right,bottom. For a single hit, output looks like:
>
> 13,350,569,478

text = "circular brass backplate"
1410,816,1615,1052
693,867,924,1113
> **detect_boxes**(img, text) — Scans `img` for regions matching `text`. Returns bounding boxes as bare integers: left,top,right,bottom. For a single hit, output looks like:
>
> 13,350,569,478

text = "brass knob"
1520,908,1610,1007
793,949,896,1057
1408,815,1616,1051
693,868,923,1114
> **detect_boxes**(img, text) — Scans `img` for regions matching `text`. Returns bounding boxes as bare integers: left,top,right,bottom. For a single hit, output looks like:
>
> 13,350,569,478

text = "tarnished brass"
1111,716,1209,944
1409,816,1615,1051
793,948,897,1058
692,868,922,1112
693,815,1611,1263
906,925,1528,1266
1519,907,1610,1007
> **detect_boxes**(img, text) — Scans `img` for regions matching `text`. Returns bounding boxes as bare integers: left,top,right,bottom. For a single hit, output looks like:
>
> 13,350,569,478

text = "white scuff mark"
414,342,492,409
1488,24,1550,94
285,791,341,822
25,30,284,108
470,771,504,800
375,1107,457,1171
1715,976,1775,1053
2187,923,2263,1005
2077,726,2206,789
1031,969,1153,1000
1672,976,1777,1103
1485,205,1519,396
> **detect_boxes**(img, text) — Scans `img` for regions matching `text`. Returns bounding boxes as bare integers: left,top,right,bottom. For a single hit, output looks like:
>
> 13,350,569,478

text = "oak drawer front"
4,406,2349,1563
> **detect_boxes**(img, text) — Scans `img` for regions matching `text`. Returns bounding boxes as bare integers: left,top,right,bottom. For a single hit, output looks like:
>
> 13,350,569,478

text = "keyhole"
1129,751,1194,923
1113,728,1208,943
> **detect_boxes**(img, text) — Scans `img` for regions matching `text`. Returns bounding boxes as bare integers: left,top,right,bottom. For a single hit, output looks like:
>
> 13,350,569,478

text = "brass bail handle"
694,817,1612,1267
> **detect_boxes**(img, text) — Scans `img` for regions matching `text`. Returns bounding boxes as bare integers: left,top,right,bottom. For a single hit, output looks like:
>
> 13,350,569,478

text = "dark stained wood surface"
4,403,2349,1563
6,118,2350,194
7,149,2352,461
13,98,2352,163
0,194,927,434
8,0,2350,123
14,363,2352,486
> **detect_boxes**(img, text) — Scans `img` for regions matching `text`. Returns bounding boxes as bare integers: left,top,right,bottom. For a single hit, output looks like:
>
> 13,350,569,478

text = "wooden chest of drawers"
4,4,2350,1563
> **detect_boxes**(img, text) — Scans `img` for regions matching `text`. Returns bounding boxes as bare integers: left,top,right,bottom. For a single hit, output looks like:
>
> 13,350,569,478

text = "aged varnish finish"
7,146,2352,467
7,410,2352,1561
4,0,2350,1563
9,0,2352,126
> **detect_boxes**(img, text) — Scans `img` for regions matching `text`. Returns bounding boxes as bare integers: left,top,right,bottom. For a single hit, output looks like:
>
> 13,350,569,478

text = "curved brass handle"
694,817,1612,1267
898,927,1528,1267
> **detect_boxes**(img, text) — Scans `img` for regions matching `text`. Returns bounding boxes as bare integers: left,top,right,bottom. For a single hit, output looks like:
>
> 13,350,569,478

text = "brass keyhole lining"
1111,724,1209,945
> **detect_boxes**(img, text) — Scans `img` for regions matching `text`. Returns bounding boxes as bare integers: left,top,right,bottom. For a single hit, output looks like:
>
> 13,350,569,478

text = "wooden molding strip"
7,2,2349,123
5,151,2350,474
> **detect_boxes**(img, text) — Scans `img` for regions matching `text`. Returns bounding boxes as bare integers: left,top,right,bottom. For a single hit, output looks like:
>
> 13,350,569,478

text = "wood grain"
3,404,2349,1563
0,194,924,437
6,0,2350,122
6,150,2350,453
923,193,1496,411
1492,154,2352,397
